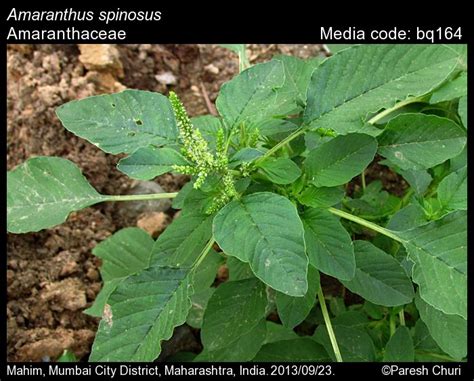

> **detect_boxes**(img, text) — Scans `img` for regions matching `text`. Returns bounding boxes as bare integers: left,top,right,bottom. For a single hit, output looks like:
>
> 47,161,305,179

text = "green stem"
104,192,178,202
318,288,343,362
367,96,424,125
398,309,405,326
389,313,396,337
361,170,366,191
192,238,215,270
254,127,306,166
328,207,404,243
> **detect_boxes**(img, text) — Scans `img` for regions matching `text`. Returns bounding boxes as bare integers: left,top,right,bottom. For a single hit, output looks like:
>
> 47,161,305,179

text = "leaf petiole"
318,287,343,362
103,192,178,202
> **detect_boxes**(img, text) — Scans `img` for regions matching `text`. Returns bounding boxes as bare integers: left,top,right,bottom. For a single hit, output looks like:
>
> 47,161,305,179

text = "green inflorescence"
169,91,237,213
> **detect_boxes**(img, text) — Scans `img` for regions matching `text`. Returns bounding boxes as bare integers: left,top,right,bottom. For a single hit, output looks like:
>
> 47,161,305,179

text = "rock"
118,181,172,220
40,278,87,312
137,211,169,237
78,44,124,77
84,71,126,93
204,63,219,75
86,268,100,281
155,71,177,86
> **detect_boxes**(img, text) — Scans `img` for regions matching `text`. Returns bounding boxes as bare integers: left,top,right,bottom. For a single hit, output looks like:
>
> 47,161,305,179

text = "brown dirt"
6,44,324,361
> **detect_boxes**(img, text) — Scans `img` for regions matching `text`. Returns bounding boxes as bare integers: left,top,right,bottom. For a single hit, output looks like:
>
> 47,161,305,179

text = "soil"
6,44,326,361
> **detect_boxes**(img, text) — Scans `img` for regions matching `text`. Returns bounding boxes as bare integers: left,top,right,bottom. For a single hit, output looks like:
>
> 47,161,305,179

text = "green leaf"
398,211,467,319
341,241,414,306
458,96,467,128
297,185,344,208
332,311,369,328
57,350,77,362
430,72,467,103
305,133,377,187
398,168,432,195
196,319,266,361
216,60,286,128
272,55,321,108
415,293,466,360
56,90,178,154
386,203,427,231
326,44,355,54
437,166,467,211
89,266,193,361
200,278,267,351
151,208,214,267
7,157,106,234
304,45,459,134
186,288,215,329
377,114,466,170
257,157,302,184
85,228,154,317
227,257,254,281
276,266,320,329
213,192,308,296
117,147,189,180
383,326,414,362
263,322,299,344
302,208,355,281
254,338,330,362
313,325,376,362
229,148,265,167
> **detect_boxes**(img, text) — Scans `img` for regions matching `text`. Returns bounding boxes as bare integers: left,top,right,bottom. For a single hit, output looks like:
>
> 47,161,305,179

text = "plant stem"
254,127,305,166
104,192,178,202
193,238,215,270
318,288,343,362
399,309,405,326
328,207,405,243
361,170,366,191
389,313,396,337
367,96,424,125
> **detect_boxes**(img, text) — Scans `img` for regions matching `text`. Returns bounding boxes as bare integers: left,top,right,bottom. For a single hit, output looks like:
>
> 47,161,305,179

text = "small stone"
118,181,172,220
137,212,169,237
86,268,100,281
78,44,124,77
204,64,219,75
155,72,177,86
60,261,79,277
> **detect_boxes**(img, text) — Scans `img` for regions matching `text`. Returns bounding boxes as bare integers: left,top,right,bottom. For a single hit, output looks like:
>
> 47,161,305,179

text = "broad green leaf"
437,166,467,211
85,228,154,317
304,45,459,134
398,211,467,318
458,96,467,128
430,72,467,103
257,157,301,184
377,114,466,170
258,118,300,137
341,241,414,306
326,44,355,54
213,192,308,296
89,266,193,361
200,278,267,351
273,55,321,108
117,147,189,180
313,325,376,362
413,320,442,352
151,208,214,267
305,133,377,187
383,326,414,362
196,319,266,361
297,185,344,208
329,297,346,317
56,90,178,154
302,208,355,281
398,168,432,195
254,338,330,362
186,288,215,329
263,322,299,344
332,311,369,328
192,250,223,291
387,203,427,231
276,266,320,329
216,60,286,128
7,157,106,234
227,257,254,281
449,145,467,173
229,148,265,167
415,293,466,360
